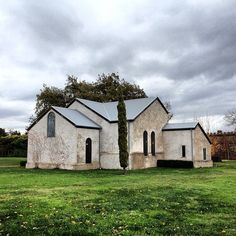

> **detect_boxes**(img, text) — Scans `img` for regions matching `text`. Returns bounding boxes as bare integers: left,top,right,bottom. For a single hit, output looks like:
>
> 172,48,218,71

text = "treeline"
0,128,27,157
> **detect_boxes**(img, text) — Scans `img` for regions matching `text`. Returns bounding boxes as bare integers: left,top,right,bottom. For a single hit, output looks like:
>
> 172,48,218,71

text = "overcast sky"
0,0,236,132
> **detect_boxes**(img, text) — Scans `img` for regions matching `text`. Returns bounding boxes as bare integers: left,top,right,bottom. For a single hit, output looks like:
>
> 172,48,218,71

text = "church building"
27,97,213,170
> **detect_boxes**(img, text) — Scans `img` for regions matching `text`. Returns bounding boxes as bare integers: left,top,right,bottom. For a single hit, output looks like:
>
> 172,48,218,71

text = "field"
0,158,236,235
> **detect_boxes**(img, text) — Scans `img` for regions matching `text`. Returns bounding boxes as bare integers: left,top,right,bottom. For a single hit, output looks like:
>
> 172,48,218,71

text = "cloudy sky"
0,0,236,132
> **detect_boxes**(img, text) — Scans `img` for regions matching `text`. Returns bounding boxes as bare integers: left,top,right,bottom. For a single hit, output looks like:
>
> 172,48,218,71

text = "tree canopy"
0,128,7,137
33,73,147,122
35,84,66,118
0,129,27,157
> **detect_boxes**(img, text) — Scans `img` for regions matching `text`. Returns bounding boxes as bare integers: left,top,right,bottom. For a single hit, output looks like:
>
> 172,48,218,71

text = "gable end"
27,107,101,131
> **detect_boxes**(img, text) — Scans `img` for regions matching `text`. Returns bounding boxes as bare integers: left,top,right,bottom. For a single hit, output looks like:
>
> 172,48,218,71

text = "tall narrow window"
182,145,186,157
203,148,206,160
151,131,155,156
86,138,92,163
47,112,55,137
143,131,148,156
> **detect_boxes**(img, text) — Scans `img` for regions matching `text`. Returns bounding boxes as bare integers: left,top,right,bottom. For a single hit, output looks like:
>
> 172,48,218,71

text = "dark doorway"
86,138,92,164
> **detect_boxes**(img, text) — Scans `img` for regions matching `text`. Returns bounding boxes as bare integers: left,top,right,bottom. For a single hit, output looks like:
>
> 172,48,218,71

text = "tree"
224,110,236,129
117,93,129,173
94,73,146,102
0,128,7,137
35,84,66,118
0,133,27,157
64,75,96,102
8,129,21,136
33,73,147,123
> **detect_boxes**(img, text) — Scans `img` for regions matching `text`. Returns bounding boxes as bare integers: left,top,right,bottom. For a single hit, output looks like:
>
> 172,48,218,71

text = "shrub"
20,160,27,167
212,156,222,162
157,160,193,168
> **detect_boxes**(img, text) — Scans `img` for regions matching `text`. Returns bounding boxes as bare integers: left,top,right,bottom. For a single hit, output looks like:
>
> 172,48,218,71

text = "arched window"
47,112,55,137
151,131,155,156
86,138,92,163
143,131,148,156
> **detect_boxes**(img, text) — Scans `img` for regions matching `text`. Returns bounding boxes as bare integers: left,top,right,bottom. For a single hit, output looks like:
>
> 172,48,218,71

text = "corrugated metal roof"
77,97,157,122
162,122,198,130
52,106,101,129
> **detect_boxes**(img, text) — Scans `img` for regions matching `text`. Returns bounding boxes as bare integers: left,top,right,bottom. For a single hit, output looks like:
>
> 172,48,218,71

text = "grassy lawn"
0,159,235,235
0,157,26,167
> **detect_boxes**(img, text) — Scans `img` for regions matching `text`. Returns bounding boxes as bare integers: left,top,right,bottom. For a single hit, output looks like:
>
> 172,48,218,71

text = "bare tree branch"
224,110,236,127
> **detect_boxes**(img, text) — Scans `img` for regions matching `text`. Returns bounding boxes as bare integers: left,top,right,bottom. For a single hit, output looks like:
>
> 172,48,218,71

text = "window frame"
143,131,148,156
47,112,55,137
151,131,155,156
203,148,207,160
85,138,92,164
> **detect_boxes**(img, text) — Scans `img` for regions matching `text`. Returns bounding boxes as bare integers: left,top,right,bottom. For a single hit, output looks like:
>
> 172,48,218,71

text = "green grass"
0,159,235,235
0,157,26,167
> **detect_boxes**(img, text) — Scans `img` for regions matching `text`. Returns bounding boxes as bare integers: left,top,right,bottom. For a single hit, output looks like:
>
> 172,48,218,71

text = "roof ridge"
72,96,167,123
52,106,101,129
77,97,155,104
73,108,101,128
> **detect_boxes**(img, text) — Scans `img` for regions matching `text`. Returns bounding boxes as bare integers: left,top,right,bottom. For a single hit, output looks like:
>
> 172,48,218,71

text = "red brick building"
209,131,236,160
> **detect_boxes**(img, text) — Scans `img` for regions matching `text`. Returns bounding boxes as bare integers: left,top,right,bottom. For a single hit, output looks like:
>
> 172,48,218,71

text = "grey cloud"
0,108,26,119
1,0,236,131
17,1,83,48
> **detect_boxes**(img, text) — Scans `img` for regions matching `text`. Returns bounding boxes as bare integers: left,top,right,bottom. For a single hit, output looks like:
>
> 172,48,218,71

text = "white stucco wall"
163,130,193,161
129,100,169,169
69,101,121,169
162,126,213,168
27,109,100,170
27,109,78,169
69,99,169,170
193,125,212,167
76,128,100,169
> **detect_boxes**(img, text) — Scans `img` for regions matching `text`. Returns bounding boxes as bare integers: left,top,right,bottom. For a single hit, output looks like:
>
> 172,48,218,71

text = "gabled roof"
71,97,168,122
28,97,168,131
52,106,101,129
162,122,211,144
27,106,101,131
162,122,198,131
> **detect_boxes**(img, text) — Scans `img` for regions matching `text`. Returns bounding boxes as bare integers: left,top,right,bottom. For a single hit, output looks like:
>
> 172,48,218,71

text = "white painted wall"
27,109,100,170
27,109,78,169
76,128,100,167
163,130,193,161
193,125,212,167
162,126,213,168
69,101,121,169
70,99,169,170
27,100,212,170
130,100,169,169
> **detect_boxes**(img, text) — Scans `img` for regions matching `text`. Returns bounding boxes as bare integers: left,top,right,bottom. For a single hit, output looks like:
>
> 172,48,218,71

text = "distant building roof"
52,106,101,129
74,97,168,122
162,122,198,131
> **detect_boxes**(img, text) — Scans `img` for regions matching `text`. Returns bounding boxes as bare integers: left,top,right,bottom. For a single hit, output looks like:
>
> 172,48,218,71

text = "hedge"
157,160,194,168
